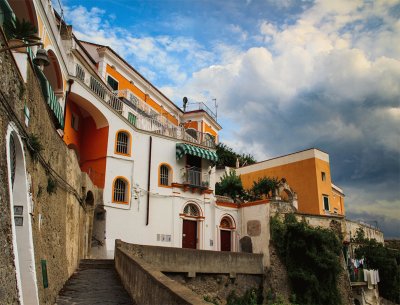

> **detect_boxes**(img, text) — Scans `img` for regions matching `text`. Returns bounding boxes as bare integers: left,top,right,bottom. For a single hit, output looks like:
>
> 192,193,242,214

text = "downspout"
146,136,152,225
62,79,74,134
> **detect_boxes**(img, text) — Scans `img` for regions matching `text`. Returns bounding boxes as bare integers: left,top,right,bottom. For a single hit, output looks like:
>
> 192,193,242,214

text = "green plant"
226,288,262,305
216,143,256,169
27,134,43,161
47,177,57,194
354,231,400,303
271,215,342,305
251,176,279,199
9,18,40,42
215,170,244,201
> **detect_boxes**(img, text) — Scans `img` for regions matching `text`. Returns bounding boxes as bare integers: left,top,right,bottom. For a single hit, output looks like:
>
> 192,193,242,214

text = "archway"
91,204,106,258
219,215,236,252
181,203,203,249
6,125,39,305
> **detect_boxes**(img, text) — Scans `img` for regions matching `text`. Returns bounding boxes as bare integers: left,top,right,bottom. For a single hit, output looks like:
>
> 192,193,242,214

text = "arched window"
115,130,131,155
159,163,172,187
113,177,129,203
183,203,200,217
220,216,235,229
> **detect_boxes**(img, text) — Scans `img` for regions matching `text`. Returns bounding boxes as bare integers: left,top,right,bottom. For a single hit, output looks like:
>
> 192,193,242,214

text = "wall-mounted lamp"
33,48,50,70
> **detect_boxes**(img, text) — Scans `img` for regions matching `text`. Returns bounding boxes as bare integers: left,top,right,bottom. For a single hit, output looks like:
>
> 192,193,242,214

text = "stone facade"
0,30,99,304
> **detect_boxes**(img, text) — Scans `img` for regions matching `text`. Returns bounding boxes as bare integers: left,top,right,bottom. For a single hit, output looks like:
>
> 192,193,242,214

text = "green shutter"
128,112,137,126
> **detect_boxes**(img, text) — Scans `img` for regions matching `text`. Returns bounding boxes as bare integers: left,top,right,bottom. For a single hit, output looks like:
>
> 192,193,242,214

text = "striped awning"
176,143,218,162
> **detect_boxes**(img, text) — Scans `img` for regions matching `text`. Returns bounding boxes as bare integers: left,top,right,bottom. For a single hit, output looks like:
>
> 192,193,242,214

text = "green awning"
176,143,218,162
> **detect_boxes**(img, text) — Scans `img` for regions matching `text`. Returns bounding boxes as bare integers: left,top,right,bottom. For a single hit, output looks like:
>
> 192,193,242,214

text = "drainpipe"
62,79,74,134
146,136,152,225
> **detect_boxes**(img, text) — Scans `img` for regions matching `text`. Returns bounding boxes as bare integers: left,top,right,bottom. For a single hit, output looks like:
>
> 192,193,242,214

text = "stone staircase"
55,259,134,305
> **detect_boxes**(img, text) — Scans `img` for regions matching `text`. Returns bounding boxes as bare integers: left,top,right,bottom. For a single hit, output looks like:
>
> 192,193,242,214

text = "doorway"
220,230,232,251
182,220,197,249
7,128,39,305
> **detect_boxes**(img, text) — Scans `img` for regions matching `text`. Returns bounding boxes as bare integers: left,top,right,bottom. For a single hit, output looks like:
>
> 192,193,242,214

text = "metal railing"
74,64,216,148
184,168,210,187
184,102,217,121
75,64,123,113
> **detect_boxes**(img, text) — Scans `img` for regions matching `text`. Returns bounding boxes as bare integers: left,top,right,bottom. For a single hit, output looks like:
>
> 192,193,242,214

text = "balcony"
34,65,64,128
184,102,217,121
171,167,212,194
73,63,216,149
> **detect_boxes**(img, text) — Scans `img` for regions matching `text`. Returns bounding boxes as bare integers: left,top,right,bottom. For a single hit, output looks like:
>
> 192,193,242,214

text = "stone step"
79,259,114,269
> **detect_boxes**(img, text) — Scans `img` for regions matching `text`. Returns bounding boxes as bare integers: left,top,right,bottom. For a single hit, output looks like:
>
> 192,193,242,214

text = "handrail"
185,102,217,121
184,168,209,187
74,63,216,148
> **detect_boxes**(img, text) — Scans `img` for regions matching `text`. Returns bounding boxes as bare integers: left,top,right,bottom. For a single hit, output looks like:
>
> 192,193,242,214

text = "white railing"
184,102,217,121
74,64,216,148
113,89,159,118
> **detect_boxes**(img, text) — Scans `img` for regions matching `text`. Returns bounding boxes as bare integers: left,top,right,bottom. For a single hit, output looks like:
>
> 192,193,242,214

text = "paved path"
55,259,134,305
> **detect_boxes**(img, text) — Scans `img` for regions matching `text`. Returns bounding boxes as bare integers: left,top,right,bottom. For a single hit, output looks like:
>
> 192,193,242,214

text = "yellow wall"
106,65,178,126
240,157,345,216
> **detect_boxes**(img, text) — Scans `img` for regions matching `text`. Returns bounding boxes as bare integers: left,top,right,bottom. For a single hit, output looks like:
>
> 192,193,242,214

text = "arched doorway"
181,203,203,249
220,215,235,252
91,204,106,258
6,125,39,305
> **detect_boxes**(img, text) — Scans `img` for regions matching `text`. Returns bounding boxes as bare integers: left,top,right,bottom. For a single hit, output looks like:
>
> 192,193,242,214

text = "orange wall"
184,121,198,130
64,100,108,188
105,65,178,126
240,158,345,216
241,158,321,215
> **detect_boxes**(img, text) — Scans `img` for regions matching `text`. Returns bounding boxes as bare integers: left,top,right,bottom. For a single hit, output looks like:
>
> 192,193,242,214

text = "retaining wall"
115,245,209,305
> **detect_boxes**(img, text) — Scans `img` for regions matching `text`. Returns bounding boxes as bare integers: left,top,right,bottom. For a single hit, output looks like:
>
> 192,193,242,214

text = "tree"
215,170,244,201
251,176,279,199
216,143,256,169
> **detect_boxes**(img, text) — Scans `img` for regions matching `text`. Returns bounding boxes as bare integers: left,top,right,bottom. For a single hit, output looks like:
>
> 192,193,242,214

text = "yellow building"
236,148,345,216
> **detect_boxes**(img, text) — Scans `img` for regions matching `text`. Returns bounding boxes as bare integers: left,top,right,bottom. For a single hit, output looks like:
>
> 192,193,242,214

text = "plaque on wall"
14,205,23,215
14,216,23,226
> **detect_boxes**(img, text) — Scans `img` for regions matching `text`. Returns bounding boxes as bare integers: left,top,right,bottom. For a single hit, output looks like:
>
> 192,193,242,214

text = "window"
321,172,326,181
323,195,330,211
159,164,172,186
128,112,137,126
113,178,129,203
183,203,200,217
115,131,131,155
107,75,119,91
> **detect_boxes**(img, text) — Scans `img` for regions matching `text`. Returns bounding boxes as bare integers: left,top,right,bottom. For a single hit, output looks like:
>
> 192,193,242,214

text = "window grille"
183,204,199,217
116,132,129,154
113,178,127,202
160,165,169,186
220,217,232,229
10,134,16,188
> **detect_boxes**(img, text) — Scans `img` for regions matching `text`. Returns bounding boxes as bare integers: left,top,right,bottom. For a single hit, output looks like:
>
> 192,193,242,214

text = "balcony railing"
34,65,64,128
184,102,217,121
184,168,210,188
74,63,216,148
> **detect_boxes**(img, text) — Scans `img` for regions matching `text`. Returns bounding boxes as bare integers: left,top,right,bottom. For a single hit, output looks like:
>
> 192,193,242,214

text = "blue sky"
57,0,400,237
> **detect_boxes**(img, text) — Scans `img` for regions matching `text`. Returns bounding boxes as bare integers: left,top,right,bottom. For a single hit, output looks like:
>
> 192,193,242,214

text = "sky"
56,0,400,238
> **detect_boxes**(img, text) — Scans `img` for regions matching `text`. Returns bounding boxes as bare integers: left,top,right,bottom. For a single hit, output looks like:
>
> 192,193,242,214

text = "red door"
220,230,231,251
182,220,197,249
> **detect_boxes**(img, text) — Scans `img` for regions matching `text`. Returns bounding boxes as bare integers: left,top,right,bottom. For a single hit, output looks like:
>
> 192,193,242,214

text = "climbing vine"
270,214,342,305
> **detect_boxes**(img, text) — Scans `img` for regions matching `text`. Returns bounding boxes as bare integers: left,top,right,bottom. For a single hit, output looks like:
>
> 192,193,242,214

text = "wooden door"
182,220,197,249
220,230,231,251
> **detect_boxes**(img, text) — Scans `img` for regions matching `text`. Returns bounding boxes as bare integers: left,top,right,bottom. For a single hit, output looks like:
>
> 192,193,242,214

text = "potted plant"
6,18,40,52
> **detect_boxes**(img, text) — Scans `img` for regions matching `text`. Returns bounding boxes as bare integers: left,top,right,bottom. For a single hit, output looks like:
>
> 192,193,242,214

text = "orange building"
236,148,345,216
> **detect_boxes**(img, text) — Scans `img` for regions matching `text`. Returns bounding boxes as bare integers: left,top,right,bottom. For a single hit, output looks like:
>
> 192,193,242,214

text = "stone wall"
0,30,99,304
115,246,209,305
118,240,264,276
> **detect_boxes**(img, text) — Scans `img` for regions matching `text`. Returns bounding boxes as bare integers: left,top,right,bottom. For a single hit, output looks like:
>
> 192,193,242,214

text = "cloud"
175,0,400,236
64,5,214,87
